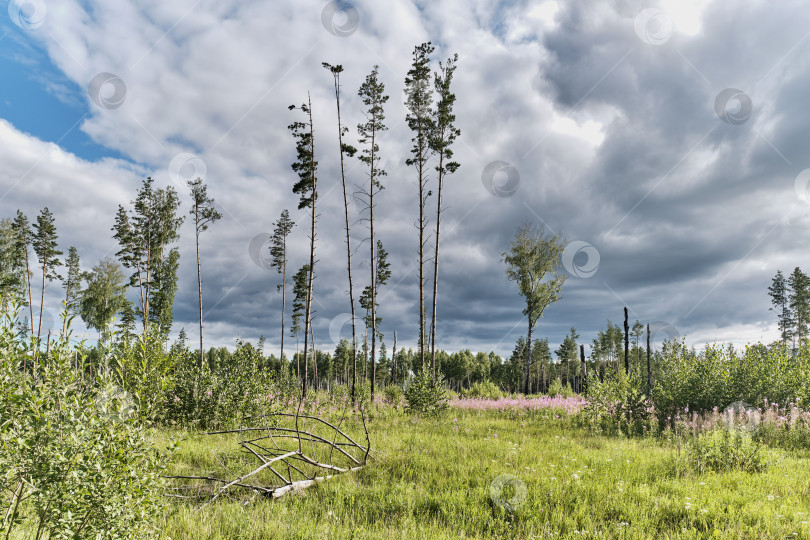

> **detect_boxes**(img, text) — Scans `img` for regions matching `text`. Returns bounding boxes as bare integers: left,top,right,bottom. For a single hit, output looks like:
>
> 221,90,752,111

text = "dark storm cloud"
3,0,810,357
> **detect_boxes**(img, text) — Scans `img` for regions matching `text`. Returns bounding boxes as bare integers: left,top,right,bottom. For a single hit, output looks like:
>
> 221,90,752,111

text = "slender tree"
646,323,652,394
429,52,461,378
405,42,436,371
188,177,222,368
323,62,360,402
631,320,644,368
291,264,310,381
502,223,567,395
270,209,295,364
79,257,128,347
768,269,794,346
357,65,390,399
788,267,810,350
113,177,183,338
289,95,319,395
61,246,81,336
32,207,62,349
0,218,27,310
623,307,629,375
358,240,391,400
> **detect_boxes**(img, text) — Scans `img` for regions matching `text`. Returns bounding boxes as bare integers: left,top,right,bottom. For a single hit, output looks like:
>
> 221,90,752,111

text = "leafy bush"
547,378,574,398
653,341,810,419
686,428,769,474
113,330,177,423
460,380,503,400
383,384,404,407
0,304,170,538
405,370,449,417
163,339,274,429
583,371,654,436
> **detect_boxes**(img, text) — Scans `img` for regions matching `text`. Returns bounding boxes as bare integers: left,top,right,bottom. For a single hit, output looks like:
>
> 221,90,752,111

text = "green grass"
157,408,810,539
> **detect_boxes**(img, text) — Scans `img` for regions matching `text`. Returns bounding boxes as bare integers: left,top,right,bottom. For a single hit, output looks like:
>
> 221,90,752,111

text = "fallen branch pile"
165,407,371,504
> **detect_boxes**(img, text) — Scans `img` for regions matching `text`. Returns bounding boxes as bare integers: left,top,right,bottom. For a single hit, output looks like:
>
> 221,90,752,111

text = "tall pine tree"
32,207,62,349
357,65,389,400
404,42,436,372
270,209,294,363
188,177,221,368
429,52,461,378
289,95,318,395
768,269,794,346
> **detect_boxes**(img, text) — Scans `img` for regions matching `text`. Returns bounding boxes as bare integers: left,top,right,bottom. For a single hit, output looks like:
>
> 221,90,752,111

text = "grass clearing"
157,407,810,539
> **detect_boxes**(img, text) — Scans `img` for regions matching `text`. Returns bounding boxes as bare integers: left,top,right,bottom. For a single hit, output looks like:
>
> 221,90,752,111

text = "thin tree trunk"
327,69,358,403
302,94,316,397
196,207,205,369
392,330,397,385
280,241,286,363
36,257,46,353
646,323,652,395
580,344,586,393
369,133,377,400
624,307,629,375
22,237,34,367
430,142,445,380
311,323,317,390
419,157,426,371
525,321,533,395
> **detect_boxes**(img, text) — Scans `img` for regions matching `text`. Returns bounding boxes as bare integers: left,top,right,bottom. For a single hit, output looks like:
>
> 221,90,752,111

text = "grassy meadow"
156,401,810,539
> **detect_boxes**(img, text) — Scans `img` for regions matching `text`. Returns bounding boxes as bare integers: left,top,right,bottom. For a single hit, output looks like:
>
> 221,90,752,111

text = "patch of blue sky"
0,19,130,164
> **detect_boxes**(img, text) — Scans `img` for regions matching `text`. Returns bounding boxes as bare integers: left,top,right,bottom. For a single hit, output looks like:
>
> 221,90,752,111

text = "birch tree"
502,224,566,395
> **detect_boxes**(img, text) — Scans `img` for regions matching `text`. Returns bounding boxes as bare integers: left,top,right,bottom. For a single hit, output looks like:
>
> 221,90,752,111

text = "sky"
0,0,808,360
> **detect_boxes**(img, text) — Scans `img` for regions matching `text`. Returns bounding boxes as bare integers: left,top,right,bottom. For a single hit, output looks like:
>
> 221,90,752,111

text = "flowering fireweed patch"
449,395,588,414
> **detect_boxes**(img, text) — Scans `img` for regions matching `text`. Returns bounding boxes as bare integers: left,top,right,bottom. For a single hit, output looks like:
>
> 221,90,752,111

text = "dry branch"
166,408,371,506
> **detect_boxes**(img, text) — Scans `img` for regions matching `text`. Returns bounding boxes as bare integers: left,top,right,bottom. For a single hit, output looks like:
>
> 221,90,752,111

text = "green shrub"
686,428,769,474
547,378,574,398
405,370,449,417
460,380,503,400
163,339,274,429
0,304,170,539
583,371,654,436
383,384,404,407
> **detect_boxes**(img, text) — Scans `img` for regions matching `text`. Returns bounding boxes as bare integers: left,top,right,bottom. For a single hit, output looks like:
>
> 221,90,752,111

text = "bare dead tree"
323,62,360,402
